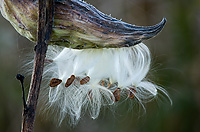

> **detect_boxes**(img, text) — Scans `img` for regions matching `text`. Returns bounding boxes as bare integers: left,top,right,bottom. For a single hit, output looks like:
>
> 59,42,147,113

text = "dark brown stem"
16,74,27,109
21,0,54,132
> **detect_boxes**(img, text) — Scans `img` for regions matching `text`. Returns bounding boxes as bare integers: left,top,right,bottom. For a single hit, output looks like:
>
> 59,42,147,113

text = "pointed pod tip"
139,17,167,40
118,17,167,47
163,17,167,23
161,17,167,27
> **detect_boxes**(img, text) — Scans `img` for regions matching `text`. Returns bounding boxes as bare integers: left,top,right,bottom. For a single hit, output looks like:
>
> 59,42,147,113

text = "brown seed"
65,75,75,87
80,76,90,85
113,88,121,102
100,80,105,86
127,87,136,99
49,78,62,87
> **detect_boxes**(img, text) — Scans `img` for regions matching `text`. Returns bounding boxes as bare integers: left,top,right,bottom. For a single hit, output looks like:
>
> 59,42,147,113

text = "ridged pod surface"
0,0,166,49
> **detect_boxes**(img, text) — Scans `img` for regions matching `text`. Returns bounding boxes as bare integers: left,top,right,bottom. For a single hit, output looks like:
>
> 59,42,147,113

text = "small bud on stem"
16,74,27,109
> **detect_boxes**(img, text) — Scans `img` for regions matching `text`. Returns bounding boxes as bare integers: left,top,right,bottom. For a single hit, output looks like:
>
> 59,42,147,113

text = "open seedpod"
0,0,170,125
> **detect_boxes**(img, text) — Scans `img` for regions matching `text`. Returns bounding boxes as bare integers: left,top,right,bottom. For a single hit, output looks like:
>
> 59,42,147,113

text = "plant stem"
21,0,54,131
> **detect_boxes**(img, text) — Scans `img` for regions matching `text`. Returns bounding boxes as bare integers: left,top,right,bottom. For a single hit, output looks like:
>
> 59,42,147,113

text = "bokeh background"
0,0,200,131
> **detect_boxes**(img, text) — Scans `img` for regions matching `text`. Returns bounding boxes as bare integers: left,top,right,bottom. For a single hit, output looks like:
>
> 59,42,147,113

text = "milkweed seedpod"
1,0,171,125
0,0,166,49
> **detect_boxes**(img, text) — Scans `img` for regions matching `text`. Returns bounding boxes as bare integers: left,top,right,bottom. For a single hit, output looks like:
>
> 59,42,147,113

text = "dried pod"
65,75,75,87
113,88,121,102
49,78,62,87
127,87,136,99
0,0,166,49
80,76,90,85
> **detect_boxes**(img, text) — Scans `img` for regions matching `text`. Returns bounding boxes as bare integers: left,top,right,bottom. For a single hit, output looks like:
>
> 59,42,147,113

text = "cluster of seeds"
49,75,136,102
49,75,90,87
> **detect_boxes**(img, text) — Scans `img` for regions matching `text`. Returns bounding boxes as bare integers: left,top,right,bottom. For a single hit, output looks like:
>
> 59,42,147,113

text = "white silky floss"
43,43,164,124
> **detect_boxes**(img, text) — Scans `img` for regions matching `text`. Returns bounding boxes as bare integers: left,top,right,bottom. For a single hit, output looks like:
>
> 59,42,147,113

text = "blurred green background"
0,0,200,131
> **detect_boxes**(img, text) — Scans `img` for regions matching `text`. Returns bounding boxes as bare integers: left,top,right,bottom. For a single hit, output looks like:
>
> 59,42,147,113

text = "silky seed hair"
40,43,171,125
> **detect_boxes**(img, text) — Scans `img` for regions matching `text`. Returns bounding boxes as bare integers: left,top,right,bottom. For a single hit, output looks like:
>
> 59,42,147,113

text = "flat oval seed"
99,80,105,86
113,88,121,102
80,76,90,85
65,75,75,87
49,78,62,87
128,87,136,99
